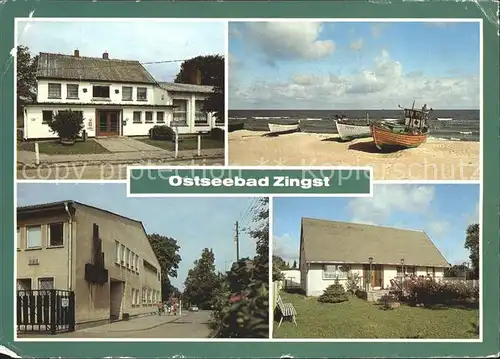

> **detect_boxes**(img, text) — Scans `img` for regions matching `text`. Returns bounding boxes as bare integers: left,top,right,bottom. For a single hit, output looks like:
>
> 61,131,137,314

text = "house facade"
22,50,222,139
17,201,162,328
299,218,450,297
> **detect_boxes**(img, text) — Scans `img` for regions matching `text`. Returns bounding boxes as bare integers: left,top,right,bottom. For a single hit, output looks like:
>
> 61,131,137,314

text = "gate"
17,289,75,334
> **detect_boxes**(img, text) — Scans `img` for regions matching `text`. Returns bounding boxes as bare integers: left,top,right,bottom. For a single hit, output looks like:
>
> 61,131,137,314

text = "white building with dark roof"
22,50,222,139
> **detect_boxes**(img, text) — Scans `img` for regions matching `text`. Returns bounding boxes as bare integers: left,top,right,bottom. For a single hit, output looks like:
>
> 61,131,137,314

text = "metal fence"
17,289,75,334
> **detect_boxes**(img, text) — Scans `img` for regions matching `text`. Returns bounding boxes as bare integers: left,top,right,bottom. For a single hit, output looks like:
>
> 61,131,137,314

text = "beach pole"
197,133,201,156
35,142,40,165
175,125,179,159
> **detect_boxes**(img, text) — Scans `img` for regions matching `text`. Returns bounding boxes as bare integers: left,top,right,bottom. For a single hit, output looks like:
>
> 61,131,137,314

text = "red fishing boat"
370,102,432,151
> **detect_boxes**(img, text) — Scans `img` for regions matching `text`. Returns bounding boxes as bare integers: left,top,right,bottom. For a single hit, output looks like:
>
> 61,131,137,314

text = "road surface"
18,311,213,339
17,158,224,180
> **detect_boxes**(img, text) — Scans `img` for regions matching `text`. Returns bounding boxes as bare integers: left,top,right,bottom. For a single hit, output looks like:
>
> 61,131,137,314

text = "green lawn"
273,292,479,339
138,136,224,151
17,139,109,155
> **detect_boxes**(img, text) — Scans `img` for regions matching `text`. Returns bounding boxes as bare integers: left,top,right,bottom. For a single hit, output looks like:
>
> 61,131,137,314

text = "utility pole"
234,221,239,261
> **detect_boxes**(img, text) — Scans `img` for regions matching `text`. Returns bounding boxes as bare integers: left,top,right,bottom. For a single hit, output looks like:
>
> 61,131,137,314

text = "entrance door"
109,280,124,321
364,264,384,289
97,110,120,136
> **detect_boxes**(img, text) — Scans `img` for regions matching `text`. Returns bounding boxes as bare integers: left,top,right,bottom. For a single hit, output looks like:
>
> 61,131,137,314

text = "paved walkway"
94,137,163,152
80,313,186,333
17,148,224,166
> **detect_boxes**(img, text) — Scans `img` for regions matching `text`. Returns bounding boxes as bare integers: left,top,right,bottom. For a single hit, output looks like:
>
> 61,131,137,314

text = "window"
17,278,32,291
38,277,54,290
148,288,153,304
115,241,120,264
66,84,79,99
126,248,131,268
92,85,110,99
16,227,21,250
120,244,125,265
48,83,61,98
322,264,347,280
26,226,42,249
172,99,187,125
426,267,435,276
142,288,147,305
133,111,142,123
145,111,153,123
194,101,208,125
406,266,416,275
157,272,161,281
122,86,133,101
135,289,140,306
48,222,64,247
137,87,147,101
156,112,164,123
132,289,136,305
135,254,139,273
42,110,53,124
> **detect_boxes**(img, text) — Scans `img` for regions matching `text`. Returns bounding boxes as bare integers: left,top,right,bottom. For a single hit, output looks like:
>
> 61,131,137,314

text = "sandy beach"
228,131,480,180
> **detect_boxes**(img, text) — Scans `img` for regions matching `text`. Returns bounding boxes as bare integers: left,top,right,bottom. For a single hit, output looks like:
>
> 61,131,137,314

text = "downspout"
64,202,73,291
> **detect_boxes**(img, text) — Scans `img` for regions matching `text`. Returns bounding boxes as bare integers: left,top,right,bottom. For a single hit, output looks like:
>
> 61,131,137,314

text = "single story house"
299,217,450,296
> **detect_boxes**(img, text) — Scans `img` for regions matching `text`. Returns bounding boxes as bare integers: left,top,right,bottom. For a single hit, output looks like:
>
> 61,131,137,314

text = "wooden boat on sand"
371,102,432,150
334,114,371,141
268,122,300,134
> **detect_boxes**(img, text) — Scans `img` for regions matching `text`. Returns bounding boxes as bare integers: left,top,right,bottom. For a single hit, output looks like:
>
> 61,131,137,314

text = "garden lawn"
17,139,109,155
138,136,224,151
273,292,479,339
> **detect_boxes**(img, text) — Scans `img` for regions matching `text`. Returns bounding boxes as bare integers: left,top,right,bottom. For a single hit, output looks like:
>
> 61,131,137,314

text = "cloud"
273,234,299,261
235,22,335,63
229,49,479,109
347,184,435,225
349,38,364,51
370,23,385,38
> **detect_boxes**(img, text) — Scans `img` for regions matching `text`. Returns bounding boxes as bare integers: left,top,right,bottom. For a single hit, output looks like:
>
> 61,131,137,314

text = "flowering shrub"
390,275,477,305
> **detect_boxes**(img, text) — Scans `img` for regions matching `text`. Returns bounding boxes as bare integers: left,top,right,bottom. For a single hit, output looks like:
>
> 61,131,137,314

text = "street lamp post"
368,257,373,290
400,258,405,290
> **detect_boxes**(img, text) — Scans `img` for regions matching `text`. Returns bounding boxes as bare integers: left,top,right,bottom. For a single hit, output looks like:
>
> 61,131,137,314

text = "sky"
16,19,225,82
273,184,480,266
17,183,260,289
229,21,480,110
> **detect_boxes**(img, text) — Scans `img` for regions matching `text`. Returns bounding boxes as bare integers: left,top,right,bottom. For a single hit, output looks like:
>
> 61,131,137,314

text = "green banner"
128,167,372,195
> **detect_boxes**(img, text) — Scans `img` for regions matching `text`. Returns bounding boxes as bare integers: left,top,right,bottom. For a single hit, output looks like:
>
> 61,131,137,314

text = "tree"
175,55,224,123
212,198,269,338
47,110,84,142
318,278,349,303
147,233,182,301
16,45,38,111
464,223,479,279
183,248,220,309
292,260,298,269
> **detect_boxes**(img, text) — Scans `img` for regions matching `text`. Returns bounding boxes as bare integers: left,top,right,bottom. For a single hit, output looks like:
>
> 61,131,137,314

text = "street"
17,157,224,180
17,311,214,339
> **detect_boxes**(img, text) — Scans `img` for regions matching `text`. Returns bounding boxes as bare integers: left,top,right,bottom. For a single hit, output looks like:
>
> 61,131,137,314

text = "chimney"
74,49,80,57
103,51,109,60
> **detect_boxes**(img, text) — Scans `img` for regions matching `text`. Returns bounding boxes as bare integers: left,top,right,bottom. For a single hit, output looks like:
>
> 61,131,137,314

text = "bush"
47,110,84,140
355,289,368,300
345,271,361,294
150,125,176,141
392,276,477,306
318,279,349,303
380,293,399,310
210,127,225,141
